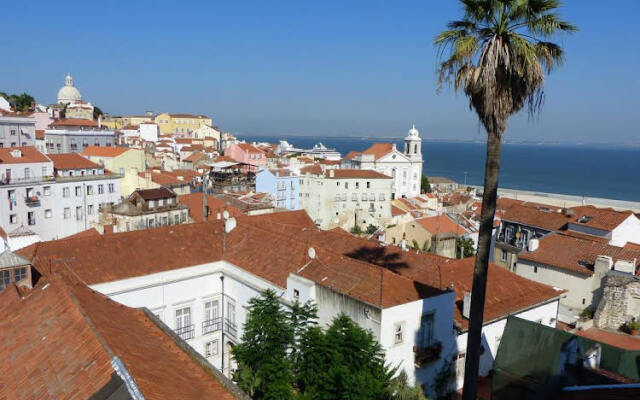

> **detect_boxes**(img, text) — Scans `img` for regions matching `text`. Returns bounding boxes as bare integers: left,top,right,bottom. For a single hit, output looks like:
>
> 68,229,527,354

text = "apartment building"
299,168,392,230
154,113,212,134
18,211,563,397
45,118,115,153
100,187,188,232
0,111,36,148
255,168,299,210
0,147,121,240
81,145,146,196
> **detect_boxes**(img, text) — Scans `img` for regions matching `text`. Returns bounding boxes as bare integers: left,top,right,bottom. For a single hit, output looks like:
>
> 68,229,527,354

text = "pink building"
224,143,266,170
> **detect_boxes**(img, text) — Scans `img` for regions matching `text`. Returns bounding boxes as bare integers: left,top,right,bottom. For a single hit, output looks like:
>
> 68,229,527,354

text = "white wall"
454,299,559,390
611,215,640,247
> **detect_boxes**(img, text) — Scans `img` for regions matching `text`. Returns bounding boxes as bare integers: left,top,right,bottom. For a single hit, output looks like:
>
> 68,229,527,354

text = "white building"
343,125,423,199
298,168,393,230
20,211,563,397
45,118,115,154
0,147,121,240
0,111,36,148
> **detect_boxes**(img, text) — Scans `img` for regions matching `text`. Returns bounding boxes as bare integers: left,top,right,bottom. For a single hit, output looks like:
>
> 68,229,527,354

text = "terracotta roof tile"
325,169,391,179
391,205,406,217
575,328,640,351
362,143,394,160
235,143,264,154
49,153,101,170
0,146,50,164
344,151,361,160
50,118,99,128
300,164,322,175
569,205,634,232
178,192,243,222
0,275,243,399
35,129,45,140
416,214,470,235
519,233,640,276
82,146,131,157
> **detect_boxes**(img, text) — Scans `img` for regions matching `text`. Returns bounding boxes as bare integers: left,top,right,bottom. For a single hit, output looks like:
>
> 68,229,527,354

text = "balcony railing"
225,319,238,338
0,176,55,186
25,196,40,207
414,341,442,367
202,317,223,335
174,324,195,340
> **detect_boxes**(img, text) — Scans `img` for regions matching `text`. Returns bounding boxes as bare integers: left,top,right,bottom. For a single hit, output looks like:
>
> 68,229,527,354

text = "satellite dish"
222,210,229,220
308,247,316,259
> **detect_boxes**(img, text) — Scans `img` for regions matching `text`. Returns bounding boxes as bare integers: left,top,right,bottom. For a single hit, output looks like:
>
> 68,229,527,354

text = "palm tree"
434,1,576,399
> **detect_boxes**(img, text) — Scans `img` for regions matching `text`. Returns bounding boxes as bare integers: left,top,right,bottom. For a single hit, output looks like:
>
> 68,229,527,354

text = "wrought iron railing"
225,319,237,338
174,324,195,340
202,317,222,335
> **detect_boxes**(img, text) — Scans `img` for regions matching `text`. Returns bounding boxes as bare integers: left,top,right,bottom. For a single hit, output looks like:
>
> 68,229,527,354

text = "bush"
579,308,594,320
350,225,362,235
366,224,378,235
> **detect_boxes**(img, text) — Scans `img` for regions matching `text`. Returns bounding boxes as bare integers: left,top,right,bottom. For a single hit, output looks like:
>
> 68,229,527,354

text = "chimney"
594,255,613,275
224,217,237,233
98,114,102,128
463,291,472,319
103,224,114,234
614,259,636,275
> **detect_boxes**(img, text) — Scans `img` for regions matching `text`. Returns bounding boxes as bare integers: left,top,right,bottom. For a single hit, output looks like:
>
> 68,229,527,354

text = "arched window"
414,144,418,154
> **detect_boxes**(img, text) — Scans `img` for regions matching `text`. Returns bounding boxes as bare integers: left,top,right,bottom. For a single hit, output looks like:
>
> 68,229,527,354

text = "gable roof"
48,153,102,170
133,187,176,201
0,275,244,400
416,214,470,235
502,203,571,231
0,250,31,270
82,146,131,157
50,118,100,128
569,205,634,232
362,143,395,160
0,146,50,164
518,233,640,276
235,143,264,154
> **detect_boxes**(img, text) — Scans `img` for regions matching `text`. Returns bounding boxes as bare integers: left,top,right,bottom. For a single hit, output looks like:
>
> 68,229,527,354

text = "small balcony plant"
414,341,442,367
623,320,640,336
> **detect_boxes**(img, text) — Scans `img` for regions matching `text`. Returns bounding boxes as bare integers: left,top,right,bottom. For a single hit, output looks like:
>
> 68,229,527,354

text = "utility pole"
202,170,209,221
220,275,225,375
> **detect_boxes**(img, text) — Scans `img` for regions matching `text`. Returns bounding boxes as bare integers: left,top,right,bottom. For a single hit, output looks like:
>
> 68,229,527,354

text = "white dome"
405,124,420,139
57,74,82,104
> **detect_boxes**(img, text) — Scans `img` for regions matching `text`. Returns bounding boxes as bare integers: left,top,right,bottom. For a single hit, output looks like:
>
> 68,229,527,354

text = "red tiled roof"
178,193,243,222
318,159,341,165
519,233,640,276
50,118,99,128
0,146,50,164
575,328,640,351
362,143,394,160
344,151,361,160
167,113,209,118
183,151,205,162
325,169,391,179
82,145,131,157
416,214,470,236
235,143,264,154
138,171,185,186
569,205,634,232
175,138,193,144
0,275,242,399
502,203,570,231
35,129,45,140
48,153,101,170
625,242,640,251
300,164,322,175
391,205,406,217
165,169,200,181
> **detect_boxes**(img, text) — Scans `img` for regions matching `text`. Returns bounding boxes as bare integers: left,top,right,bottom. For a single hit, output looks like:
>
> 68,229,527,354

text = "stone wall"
594,271,640,330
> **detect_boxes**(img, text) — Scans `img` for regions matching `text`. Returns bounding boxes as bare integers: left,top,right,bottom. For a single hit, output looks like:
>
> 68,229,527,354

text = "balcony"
0,176,54,186
414,341,442,367
202,317,223,335
174,324,195,340
25,196,40,207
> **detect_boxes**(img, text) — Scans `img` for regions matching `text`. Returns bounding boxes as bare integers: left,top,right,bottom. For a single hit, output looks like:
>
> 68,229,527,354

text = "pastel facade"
0,113,36,148
155,113,212,134
255,169,299,210
224,143,266,169
82,146,147,196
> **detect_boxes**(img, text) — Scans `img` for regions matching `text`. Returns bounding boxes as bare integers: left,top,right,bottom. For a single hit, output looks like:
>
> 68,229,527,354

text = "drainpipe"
220,275,225,375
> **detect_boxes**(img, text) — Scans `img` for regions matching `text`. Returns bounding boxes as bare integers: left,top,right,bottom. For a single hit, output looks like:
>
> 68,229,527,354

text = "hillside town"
1,72,639,399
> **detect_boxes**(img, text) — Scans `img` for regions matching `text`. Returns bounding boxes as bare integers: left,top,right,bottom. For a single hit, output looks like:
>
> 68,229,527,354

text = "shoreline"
470,185,640,212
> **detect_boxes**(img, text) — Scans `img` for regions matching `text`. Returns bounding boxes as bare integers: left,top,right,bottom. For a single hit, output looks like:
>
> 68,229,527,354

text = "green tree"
411,239,420,251
350,225,363,235
366,224,379,235
456,236,476,258
0,92,35,112
232,289,294,400
421,240,430,252
389,371,428,400
434,1,576,398
93,105,104,120
421,175,432,193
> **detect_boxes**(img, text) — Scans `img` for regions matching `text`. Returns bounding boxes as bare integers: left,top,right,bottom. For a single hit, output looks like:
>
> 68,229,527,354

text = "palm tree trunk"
461,132,503,400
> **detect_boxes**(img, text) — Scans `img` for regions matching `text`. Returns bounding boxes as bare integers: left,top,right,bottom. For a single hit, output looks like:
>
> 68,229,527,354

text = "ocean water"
241,135,640,202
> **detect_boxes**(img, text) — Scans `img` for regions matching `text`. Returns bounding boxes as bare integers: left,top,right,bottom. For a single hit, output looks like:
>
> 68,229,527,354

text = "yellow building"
81,146,146,196
154,113,213,134
102,115,154,130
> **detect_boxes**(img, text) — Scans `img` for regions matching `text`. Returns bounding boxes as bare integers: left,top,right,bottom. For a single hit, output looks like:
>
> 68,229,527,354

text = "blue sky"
2,0,639,142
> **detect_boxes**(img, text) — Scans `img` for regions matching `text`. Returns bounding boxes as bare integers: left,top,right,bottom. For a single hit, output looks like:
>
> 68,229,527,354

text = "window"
119,167,124,175
64,208,71,219
24,168,31,179
14,267,27,282
63,187,70,198
205,340,219,358
500,251,507,262
43,186,51,196
0,270,10,290
174,214,180,224
203,299,220,334
293,289,300,299
181,212,187,223
108,183,115,193
9,214,17,224
10,129,16,136
75,186,81,197
45,209,52,218
420,313,435,347
76,206,83,220
27,212,35,225
97,184,104,194
149,200,155,208
148,218,155,228
356,182,360,189
379,193,385,201
534,265,538,273
42,166,48,177
87,205,94,215
394,322,404,344
336,181,340,186
227,300,236,326
366,181,370,189
175,307,192,332
86,185,93,195
158,199,164,207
